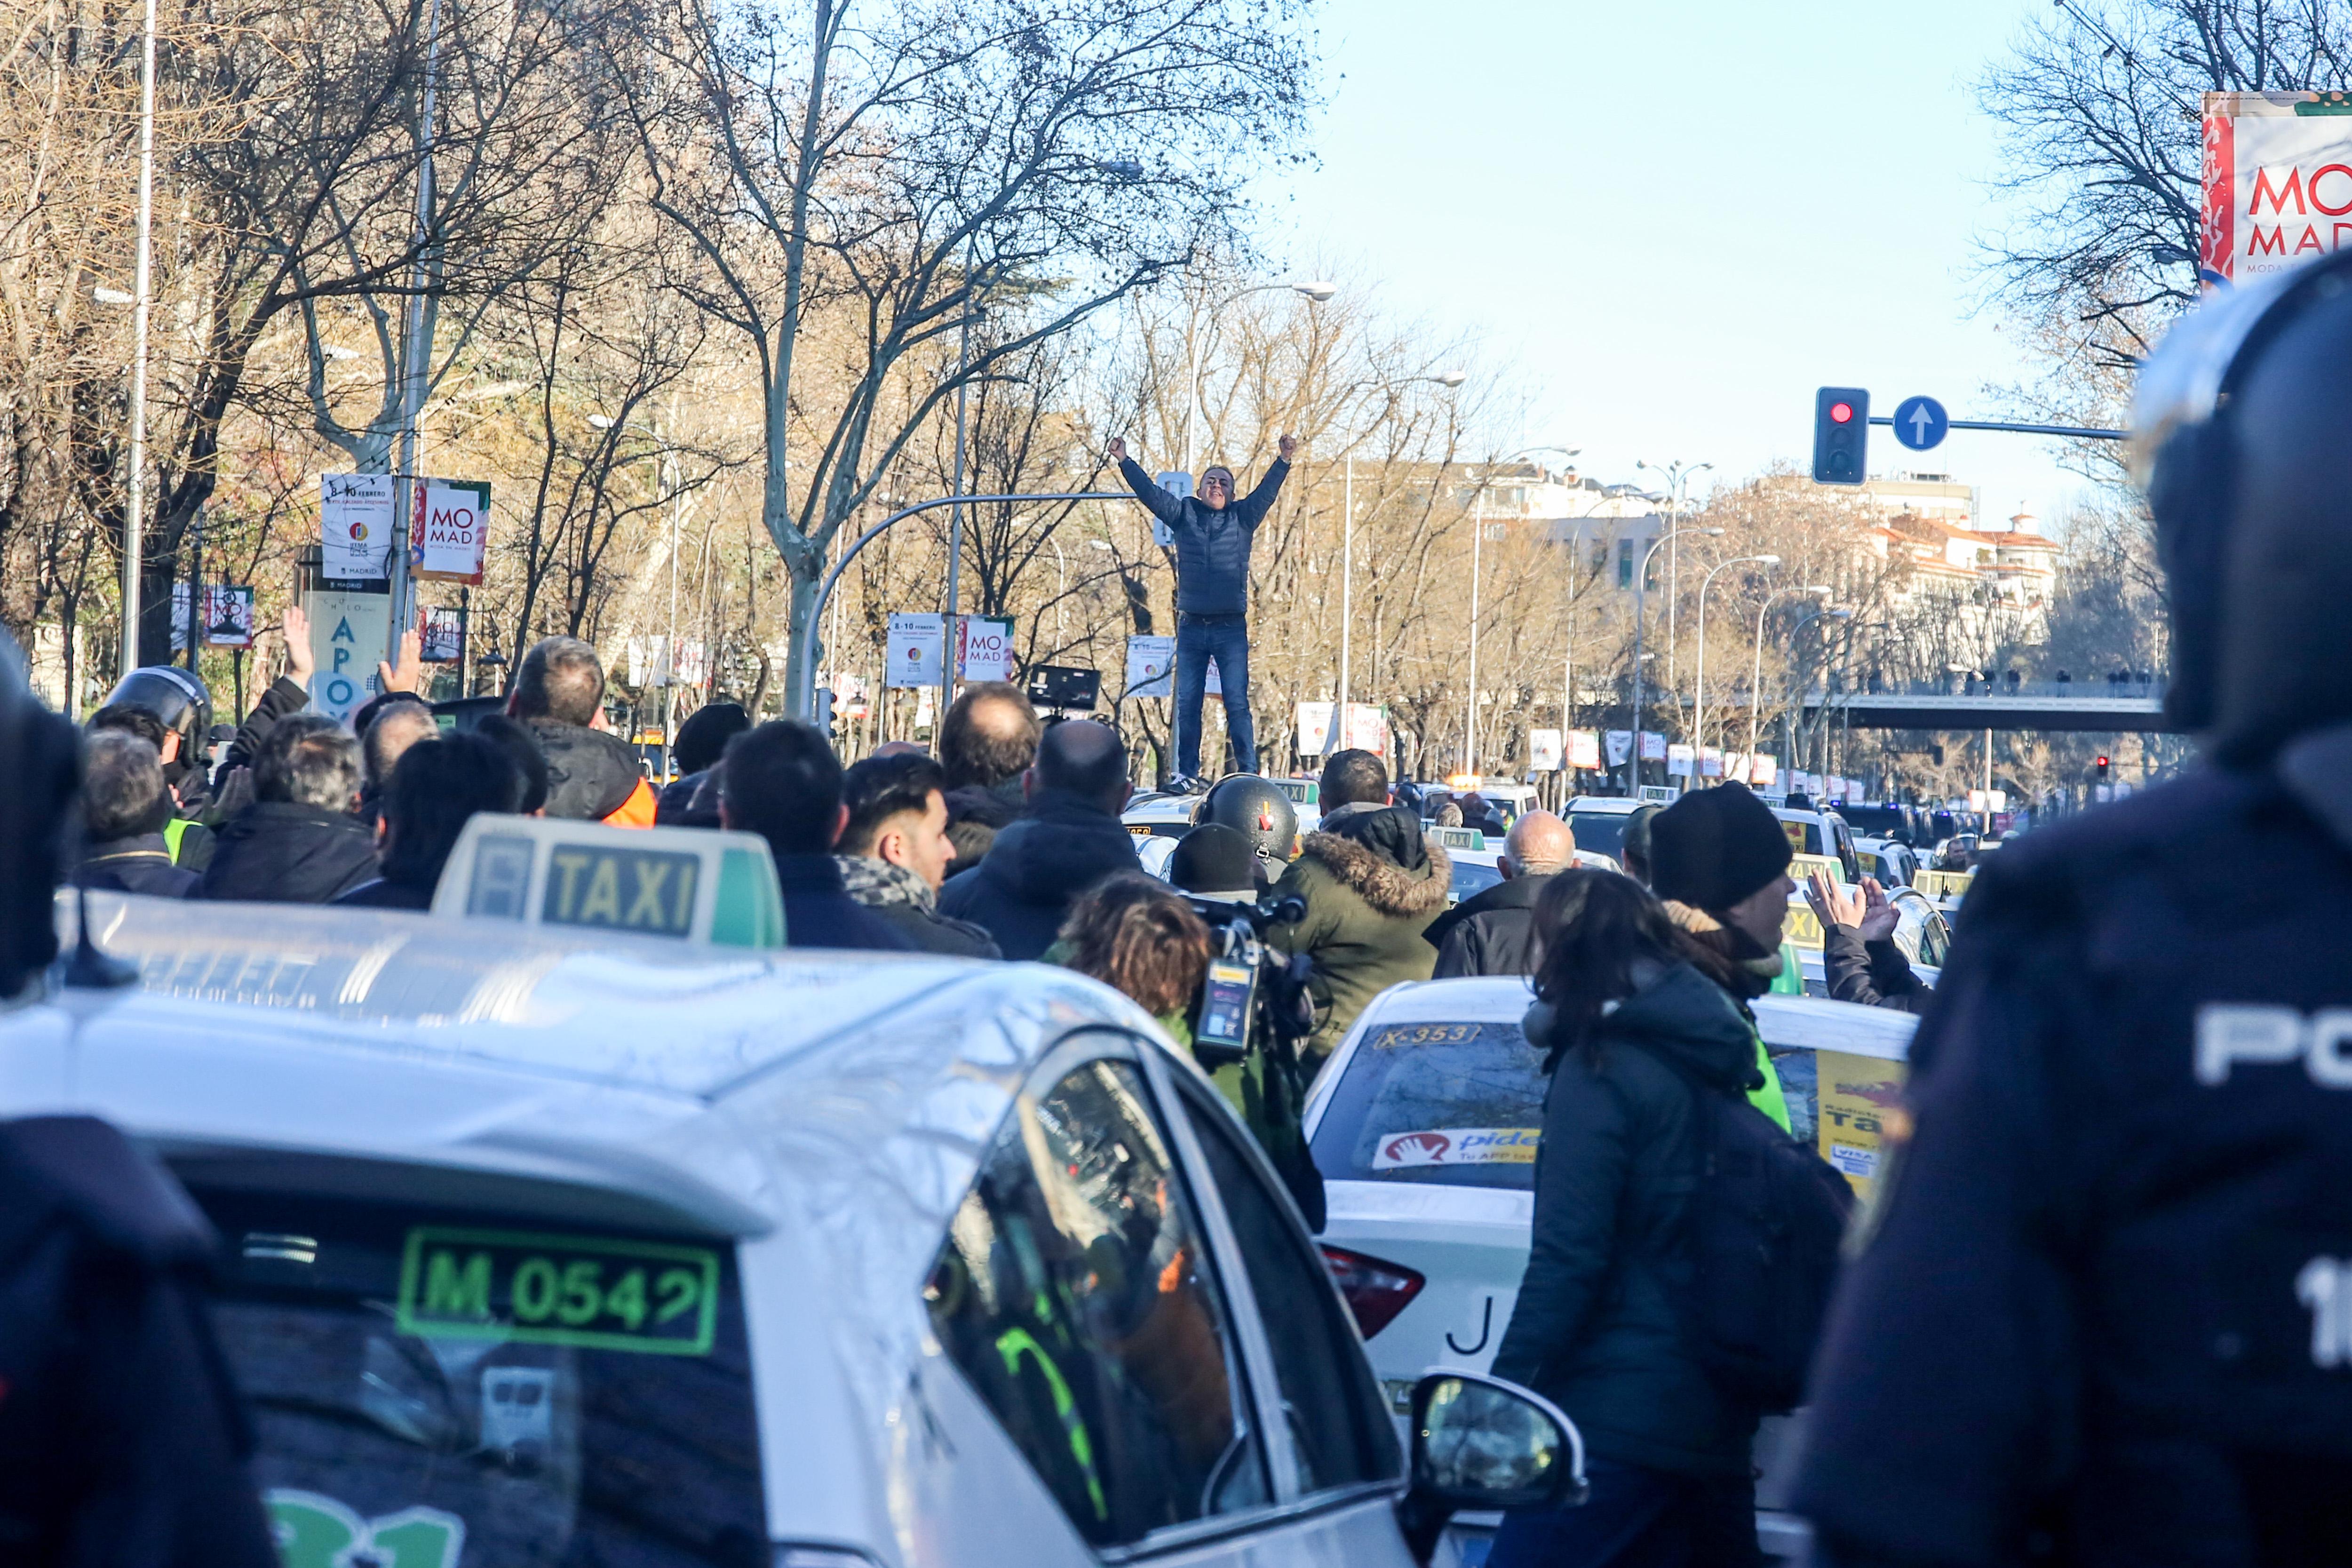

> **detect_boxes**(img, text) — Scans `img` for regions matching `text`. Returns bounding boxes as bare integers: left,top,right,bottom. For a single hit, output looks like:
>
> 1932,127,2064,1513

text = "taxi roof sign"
1428,825,1488,851
433,815,785,949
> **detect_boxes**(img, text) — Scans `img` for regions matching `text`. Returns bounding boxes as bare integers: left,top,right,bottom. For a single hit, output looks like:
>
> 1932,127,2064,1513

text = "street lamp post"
1628,524,1724,791
1747,585,1834,760
1335,370,1466,737
1185,279,1336,479
1458,441,1574,782
1636,458,1712,692
1776,605,1853,776
1693,554,1779,761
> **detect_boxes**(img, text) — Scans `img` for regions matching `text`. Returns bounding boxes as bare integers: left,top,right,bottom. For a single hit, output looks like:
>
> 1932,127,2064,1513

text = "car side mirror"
1396,1371,1586,1563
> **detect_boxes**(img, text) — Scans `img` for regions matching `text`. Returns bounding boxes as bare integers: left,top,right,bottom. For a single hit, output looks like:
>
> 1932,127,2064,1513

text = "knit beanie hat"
1649,782,1792,912
1170,822,1263,902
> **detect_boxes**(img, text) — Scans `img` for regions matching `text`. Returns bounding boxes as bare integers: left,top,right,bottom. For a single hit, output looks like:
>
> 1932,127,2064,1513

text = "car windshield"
1841,805,1910,839
1311,1018,1549,1191
1449,859,1503,905
192,1183,766,1568
1564,808,1632,861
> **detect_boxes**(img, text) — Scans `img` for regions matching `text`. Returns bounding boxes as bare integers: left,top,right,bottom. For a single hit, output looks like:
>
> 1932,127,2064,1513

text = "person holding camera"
1109,433,1295,788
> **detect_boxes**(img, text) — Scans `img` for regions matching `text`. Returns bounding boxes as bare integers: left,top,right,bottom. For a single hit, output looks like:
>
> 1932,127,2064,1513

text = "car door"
920,1028,1412,1567
1138,1047,1415,1566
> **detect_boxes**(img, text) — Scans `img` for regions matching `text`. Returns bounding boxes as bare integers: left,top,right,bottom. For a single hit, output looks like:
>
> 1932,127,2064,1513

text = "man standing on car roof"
1795,251,2352,1563
1109,433,1294,789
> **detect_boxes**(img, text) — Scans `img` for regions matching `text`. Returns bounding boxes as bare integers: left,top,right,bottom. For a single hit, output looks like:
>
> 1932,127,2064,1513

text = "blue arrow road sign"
1891,395,1948,452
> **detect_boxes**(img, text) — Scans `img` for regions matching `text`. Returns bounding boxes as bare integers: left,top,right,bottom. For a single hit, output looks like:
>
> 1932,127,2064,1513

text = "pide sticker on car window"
266,1490,465,1568
397,1227,721,1355
1371,1127,1540,1169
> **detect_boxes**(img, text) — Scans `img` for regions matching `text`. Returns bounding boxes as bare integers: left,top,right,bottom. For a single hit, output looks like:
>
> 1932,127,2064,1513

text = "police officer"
1792,252,2352,1562
0,634,280,1567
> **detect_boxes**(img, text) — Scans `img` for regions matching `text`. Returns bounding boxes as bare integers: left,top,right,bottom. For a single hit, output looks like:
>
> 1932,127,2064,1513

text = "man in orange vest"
504,637,657,828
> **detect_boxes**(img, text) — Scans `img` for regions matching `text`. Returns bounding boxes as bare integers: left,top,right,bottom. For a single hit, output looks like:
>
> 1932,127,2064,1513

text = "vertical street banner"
1568,729,1601,771
1605,730,1631,768
886,613,944,688
1124,634,1176,698
414,478,493,582
321,474,395,580
2201,92,2352,289
423,605,465,663
1666,742,1694,778
1340,702,1387,755
957,616,1015,683
1528,728,1563,772
1639,731,1667,763
1295,701,1335,756
170,586,255,652
1749,754,1778,789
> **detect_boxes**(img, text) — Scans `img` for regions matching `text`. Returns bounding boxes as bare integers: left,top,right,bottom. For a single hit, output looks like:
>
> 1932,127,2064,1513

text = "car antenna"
61,883,137,990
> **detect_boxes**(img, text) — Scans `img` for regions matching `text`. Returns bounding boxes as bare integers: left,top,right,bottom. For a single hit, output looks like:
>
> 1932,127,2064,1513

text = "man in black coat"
1793,242,2352,1565
197,715,378,903
834,751,1000,957
939,719,1138,960
1110,434,1294,784
72,732,198,898
507,637,656,825
1426,810,1575,977
720,721,912,953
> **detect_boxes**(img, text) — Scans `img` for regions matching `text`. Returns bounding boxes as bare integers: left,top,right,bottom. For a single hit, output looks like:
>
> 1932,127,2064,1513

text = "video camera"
1176,890,1314,1071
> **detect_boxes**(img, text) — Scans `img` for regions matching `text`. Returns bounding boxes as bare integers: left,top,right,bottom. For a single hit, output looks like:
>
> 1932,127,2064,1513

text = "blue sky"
1267,0,2091,525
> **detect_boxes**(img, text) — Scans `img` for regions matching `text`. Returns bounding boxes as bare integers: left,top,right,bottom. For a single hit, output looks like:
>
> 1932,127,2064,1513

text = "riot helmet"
2133,246,2352,754
96,665,213,783
0,631,79,1003
1197,773,1299,867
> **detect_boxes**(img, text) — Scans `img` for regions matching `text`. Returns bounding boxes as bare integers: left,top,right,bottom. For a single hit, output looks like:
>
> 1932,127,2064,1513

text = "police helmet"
98,665,213,772
0,631,79,1002
1197,774,1299,865
2134,246,2352,754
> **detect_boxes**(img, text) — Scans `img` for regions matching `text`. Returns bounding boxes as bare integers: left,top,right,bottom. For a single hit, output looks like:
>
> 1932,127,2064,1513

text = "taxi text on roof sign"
432,815,786,948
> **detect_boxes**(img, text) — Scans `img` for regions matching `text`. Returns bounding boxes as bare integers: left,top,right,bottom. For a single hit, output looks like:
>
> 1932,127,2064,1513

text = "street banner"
320,473,395,580
413,478,492,582
1722,750,1746,784
1529,728,1563,772
303,588,391,723
1750,754,1778,788
1295,701,1335,756
886,613,943,688
1569,729,1601,770
1699,747,1722,779
170,585,255,651
1125,635,1175,697
1666,742,1694,777
1340,702,1385,753
957,616,1015,683
1605,730,1631,767
423,605,465,663
1639,731,1667,763
2201,92,2352,289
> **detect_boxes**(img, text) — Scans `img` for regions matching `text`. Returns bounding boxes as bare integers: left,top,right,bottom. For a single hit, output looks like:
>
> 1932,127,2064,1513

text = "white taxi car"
6,874,1581,1567
1305,977,1916,1560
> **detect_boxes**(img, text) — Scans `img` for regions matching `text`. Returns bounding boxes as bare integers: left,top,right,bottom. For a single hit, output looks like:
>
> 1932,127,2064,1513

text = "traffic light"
2096,755,2111,781
1812,387,1870,486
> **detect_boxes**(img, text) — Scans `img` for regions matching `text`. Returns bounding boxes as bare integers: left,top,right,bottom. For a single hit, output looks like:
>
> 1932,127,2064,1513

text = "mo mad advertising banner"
2201,91,2352,288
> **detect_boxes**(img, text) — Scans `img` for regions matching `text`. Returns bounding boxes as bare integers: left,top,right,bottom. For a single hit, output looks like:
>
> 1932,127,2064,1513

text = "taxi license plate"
397,1226,721,1354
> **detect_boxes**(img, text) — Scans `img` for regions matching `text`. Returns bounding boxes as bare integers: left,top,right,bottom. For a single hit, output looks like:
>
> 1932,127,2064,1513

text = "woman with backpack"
1487,869,1799,1567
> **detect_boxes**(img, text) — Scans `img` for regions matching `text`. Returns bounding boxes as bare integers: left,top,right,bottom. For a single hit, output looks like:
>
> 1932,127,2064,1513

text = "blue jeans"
1175,613,1254,778
1485,1456,1757,1568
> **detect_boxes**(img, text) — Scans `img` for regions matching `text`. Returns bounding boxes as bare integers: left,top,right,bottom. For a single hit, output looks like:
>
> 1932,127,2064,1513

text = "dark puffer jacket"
835,856,1001,958
937,789,1140,959
1423,870,1552,978
1490,962,1768,1478
1117,457,1289,617
197,802,379,904
1262,809,1452,1059
72,835,199,899
523,719,647,822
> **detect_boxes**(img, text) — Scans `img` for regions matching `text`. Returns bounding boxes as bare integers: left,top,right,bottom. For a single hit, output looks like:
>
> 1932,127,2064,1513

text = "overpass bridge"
1800,680,2175,734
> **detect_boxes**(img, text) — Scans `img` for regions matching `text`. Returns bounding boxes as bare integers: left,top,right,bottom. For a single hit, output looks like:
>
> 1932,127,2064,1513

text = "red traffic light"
1829,401,1855,424
2097,756,2110,767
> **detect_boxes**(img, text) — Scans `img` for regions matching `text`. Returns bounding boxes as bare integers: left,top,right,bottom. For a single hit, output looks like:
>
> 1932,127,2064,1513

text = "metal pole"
183,508,202,671
119,0,159,675
943,242,977,724
793,492,1135,720
1338,451,1352,729
1464,488,1482,777
660,438,679,770
1694,555,1775,761
389,0,447,667
1629,524,1700,793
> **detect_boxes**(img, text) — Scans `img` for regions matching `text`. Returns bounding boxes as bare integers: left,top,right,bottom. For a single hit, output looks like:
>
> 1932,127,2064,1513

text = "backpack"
1673,1071,1857,1414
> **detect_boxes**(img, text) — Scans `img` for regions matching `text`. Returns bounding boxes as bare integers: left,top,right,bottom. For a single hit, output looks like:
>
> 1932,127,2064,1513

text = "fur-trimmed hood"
1296,830,1452,917
1661,898,1783,1000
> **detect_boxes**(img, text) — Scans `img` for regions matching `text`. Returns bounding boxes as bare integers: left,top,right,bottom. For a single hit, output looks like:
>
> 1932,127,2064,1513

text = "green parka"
1262,827,1454,1060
